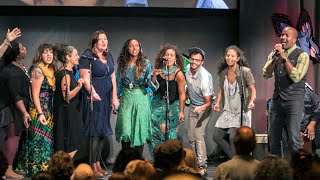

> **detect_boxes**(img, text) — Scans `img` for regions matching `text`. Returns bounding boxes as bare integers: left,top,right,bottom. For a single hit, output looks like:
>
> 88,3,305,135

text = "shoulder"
240,66,251,72
200,67,212,79
31,67,44,79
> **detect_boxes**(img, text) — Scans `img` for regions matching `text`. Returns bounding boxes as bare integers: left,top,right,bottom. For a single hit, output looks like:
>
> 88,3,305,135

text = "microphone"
271,50,279,57
160,57,168,62
81,55,98,61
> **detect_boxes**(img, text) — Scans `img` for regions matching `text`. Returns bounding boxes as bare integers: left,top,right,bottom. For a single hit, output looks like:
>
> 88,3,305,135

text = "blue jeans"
268,97,304,157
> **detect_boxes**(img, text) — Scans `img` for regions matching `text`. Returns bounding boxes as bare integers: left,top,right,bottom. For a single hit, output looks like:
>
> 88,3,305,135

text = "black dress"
0,63,30,135
53,69,83,153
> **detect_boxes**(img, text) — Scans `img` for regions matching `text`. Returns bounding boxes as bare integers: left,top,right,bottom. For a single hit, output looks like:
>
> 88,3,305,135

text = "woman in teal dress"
115,38,158,156
149,44,186,154
16,43,57,176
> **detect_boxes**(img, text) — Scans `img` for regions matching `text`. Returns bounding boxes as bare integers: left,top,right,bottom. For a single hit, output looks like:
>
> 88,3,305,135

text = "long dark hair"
29,43,58,72
154,44,184,70
117,38,147,79
217,45,249,74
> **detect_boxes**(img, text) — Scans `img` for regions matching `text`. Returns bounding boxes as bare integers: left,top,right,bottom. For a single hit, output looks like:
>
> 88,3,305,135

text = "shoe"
4,166,24,179
198,167,207,176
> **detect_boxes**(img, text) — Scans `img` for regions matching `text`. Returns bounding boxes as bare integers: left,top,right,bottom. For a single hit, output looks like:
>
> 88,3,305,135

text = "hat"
188,47,205,59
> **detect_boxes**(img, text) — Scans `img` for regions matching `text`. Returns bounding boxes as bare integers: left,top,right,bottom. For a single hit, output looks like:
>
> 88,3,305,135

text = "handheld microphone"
81,55,98,61
271,50,279,57
160,57,168,62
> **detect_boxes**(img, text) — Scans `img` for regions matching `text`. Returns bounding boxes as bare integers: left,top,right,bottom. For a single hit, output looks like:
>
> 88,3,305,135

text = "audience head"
154,139,185,171
2,41,26,65
112,147,143,173
125,160,156,180
154,43,184,70
31,43,57,72
255,155,293,180
48,151,74,180
234,126,256,155
291,149,312,180
109,172,130,180
163,172,202,180
31,171,54,180
70,163,94,180
117,38,147,79
306,163,320,180
183,148,198,170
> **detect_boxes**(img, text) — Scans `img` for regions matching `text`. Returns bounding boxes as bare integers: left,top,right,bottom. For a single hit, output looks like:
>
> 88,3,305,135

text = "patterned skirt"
15,107,54,176
149,95,180,154
115,88,152,147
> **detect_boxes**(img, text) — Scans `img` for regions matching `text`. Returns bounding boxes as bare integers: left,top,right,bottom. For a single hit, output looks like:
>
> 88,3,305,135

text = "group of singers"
0,25,318,178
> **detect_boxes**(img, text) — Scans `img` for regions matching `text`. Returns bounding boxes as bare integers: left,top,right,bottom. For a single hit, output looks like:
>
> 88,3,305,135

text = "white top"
186,64,213,106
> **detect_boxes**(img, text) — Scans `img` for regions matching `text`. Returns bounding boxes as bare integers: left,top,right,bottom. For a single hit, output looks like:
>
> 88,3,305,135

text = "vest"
273,48,305,100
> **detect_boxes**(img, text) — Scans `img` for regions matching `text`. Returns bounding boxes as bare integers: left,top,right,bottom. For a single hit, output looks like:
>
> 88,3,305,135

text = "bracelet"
3,39,11,47
37,112,44,117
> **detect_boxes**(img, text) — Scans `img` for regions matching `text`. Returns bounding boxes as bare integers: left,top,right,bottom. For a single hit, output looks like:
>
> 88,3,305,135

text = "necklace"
228,81,238,99
161,66,177,75
12,61,31,83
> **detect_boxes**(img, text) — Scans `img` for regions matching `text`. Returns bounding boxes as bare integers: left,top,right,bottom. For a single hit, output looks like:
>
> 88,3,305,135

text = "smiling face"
189,53,203,72
163,48,176,67
225,49,239,67
95,33,108,52
127,39,140,57
67,48,79,66
280,27,297,50
41,48,53,65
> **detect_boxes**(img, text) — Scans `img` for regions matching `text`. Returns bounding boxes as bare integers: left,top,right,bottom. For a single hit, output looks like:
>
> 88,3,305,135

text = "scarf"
38,62,55,91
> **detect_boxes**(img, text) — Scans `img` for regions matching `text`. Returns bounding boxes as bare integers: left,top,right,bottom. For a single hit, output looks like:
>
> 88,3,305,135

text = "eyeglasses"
189,58,203,63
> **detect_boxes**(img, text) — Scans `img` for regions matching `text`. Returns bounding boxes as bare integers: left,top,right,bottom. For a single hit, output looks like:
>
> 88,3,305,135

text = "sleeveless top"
156,70,180,104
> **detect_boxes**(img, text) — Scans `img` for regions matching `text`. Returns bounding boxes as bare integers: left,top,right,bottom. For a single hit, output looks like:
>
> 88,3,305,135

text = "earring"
174,61,177,66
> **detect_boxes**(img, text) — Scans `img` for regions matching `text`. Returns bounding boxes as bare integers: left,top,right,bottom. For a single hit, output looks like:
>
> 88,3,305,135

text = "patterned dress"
115,59,156,147
16,67,54,176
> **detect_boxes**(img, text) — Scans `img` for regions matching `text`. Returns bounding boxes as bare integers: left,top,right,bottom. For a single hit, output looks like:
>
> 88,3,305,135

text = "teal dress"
149,71,180,154
115,59,157,146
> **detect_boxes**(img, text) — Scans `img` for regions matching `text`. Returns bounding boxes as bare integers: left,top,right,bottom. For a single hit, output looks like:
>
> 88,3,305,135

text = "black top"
156,70,180,104
0,63,30,134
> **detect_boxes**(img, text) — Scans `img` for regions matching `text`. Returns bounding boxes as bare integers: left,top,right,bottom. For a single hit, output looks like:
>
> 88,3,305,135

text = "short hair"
234,126,256,155
32,171,54,180
2,41,20,65
255,155,293,180
71,163,94,180
48,151,74,180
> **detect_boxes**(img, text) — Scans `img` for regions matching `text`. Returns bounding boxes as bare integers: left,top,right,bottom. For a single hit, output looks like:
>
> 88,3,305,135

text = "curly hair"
117,38,147,79
217,45,249,74
29,43,58,72
154,44,184,71
2,41,20,65
48,151,74,180
255,155,293,180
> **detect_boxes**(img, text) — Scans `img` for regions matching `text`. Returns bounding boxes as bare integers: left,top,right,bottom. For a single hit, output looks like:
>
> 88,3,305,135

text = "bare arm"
176,71,186,122
194,95,212,114
0,28,22,58
247,84,256,110
213,89,222,112
79,68,101,101
15,100,31,128
31,68,47,125
111,71,119,110
61,74,84,101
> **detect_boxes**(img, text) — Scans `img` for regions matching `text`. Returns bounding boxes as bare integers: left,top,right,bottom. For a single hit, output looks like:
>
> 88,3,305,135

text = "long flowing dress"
115,59,156,147
78,49,114,137
150,70,180,153
53,69,83,153
16,65,54,176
